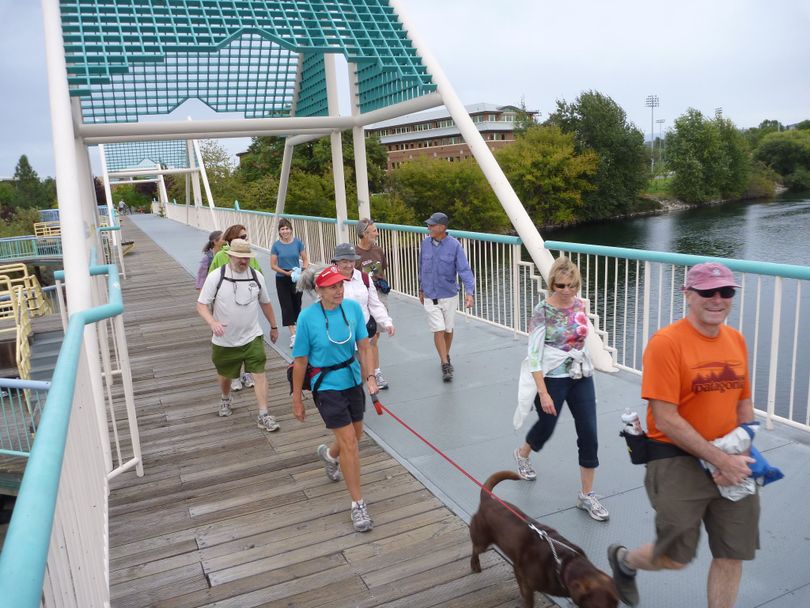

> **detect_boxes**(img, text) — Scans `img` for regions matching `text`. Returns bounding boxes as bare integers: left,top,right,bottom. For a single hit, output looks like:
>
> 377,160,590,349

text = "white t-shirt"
197,265,271,347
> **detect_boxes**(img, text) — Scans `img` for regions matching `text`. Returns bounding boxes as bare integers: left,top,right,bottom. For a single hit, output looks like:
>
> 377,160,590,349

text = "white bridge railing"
162,203,810,433
160,202,549,336
0,261,142,607
545,241,810,433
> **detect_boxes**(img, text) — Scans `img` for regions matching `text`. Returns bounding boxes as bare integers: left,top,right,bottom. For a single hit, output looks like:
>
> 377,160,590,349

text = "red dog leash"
370,393,580,571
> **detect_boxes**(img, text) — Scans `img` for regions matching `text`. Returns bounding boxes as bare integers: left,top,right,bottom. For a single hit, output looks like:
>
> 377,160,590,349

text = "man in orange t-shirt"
608,262,758,608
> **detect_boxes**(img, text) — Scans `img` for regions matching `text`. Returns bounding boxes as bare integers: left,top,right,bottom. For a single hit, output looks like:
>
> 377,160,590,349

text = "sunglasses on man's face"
690,286,736,299
238,234,248,239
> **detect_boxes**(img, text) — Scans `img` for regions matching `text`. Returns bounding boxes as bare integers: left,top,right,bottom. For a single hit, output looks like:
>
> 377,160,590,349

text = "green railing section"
0,215,122,264
174,201,525,245
0,236,63,262
0,264,123,608
544,241,810,281
62,0,436,123
0,379,50,459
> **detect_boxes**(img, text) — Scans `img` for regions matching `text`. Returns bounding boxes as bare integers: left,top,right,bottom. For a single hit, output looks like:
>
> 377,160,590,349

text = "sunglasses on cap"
238,233,247,239
689,286,736,299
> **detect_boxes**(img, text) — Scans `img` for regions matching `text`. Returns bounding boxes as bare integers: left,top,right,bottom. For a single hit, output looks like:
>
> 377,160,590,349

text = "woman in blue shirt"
271,218,309,348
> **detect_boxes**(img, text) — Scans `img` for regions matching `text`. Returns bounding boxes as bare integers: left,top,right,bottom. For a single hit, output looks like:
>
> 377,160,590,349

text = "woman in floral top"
513,256,609,522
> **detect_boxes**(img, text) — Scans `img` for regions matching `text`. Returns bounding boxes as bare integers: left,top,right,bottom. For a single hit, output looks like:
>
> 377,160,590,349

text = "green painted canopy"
104,141,190,172
60,0,436,124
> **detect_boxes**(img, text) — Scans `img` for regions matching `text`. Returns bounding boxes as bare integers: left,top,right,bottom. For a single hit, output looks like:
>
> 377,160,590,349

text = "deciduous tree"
753,130,810,178
387,157,508,232
667,109,722,202
546,91,647,218
495,125,597,226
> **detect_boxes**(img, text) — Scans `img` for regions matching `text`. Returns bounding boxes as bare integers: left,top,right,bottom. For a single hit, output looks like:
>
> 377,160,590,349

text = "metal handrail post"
765,277,782,430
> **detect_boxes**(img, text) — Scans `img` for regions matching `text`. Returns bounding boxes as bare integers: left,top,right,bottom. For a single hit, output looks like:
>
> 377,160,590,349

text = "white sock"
374,368,381,375
352,499,365,509
324,448,338,463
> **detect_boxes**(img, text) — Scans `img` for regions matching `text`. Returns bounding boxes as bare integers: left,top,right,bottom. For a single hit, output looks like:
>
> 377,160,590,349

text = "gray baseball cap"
333,242,361,261
425,212,449,226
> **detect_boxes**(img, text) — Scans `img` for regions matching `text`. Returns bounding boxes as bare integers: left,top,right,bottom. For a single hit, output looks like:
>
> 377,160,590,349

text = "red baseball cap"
685,262,740,290
315,265,349,287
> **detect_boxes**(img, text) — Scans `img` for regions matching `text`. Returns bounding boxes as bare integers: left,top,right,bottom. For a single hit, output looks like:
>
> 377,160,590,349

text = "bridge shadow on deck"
118,214,810,608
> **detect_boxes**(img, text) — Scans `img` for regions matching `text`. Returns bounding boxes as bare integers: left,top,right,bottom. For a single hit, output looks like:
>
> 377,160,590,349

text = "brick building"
366,103,537,171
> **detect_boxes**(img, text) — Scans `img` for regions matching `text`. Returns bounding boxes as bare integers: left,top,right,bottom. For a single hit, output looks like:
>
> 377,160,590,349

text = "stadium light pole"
656,118,665,171
645,94,659,172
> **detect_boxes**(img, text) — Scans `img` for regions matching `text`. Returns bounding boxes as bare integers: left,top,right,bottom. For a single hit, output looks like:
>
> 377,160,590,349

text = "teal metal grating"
295,53,328,117
104,141,190,171
61,0,436,124
78,34,299,123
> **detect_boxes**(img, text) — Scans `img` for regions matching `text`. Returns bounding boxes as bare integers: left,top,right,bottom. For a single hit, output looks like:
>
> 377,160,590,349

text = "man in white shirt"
196,239,281,431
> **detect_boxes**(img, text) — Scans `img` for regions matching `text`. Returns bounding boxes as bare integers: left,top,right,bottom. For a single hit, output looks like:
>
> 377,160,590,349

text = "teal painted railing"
0,235,63,262
0,379,51,458
0,264,123,608
164,202,527,333
544,241,810,281
544,240,810,432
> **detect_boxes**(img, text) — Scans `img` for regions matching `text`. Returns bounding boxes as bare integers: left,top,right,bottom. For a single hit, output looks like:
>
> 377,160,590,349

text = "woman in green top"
208,224,263,391
209,224,262,273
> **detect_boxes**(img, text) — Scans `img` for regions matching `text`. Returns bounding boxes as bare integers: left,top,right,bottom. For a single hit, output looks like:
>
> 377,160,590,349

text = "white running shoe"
241,372,255,388
257,412,280,432
218,396,233,417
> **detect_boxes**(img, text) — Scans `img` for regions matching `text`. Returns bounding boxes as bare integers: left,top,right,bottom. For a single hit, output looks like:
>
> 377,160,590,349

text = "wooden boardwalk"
109,220,554,608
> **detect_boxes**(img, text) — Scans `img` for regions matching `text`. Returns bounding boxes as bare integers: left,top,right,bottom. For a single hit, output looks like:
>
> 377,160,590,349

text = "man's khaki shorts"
423,295,458,333
645,455,760,564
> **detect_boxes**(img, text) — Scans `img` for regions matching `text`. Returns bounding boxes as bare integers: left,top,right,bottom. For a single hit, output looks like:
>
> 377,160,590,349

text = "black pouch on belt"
621,431,690,465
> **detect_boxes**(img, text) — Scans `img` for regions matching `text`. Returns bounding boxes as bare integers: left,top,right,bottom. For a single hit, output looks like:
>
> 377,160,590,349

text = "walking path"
108,217,545,608
124,213,810,608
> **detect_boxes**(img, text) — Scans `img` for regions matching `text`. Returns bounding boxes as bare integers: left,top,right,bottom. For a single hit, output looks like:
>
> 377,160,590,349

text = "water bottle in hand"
621,408,643,436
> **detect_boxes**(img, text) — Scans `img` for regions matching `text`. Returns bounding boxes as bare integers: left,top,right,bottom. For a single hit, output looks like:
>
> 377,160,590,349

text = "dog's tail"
481,470,521,498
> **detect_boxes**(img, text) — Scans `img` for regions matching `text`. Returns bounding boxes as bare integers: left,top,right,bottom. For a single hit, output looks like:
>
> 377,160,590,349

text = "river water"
544,193,810,266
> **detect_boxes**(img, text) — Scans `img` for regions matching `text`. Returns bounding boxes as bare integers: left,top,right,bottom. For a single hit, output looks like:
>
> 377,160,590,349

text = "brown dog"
470,471,619,608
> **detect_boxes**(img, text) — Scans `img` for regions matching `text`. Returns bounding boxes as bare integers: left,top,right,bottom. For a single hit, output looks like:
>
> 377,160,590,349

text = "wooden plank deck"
109,219,555,608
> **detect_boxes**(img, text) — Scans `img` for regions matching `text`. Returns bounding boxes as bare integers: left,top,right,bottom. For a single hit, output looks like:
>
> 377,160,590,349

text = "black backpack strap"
312,355,356,394
211,265,228,309
249,266,261,293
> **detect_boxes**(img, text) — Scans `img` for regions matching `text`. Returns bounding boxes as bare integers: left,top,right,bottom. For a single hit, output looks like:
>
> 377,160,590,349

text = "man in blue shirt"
291,265,379,532
418,212,475,382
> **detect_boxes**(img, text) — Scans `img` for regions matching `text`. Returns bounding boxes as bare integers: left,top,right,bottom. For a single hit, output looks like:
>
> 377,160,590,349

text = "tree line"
215,91,809,232
3,95,808,238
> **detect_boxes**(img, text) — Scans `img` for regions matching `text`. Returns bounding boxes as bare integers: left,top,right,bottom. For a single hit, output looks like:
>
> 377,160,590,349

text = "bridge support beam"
390,0,614,371
325,53,349,244
349,62,371,220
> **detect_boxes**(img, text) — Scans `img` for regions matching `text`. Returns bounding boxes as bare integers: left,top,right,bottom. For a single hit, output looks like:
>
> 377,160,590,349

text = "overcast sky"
1,0,809,179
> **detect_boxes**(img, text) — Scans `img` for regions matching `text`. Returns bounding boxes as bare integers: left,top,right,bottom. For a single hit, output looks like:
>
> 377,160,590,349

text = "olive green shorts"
645,455,760,564
211,336,266,379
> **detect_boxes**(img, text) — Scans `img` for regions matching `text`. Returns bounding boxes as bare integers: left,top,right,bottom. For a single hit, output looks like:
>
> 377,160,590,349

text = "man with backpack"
196,239,281,431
